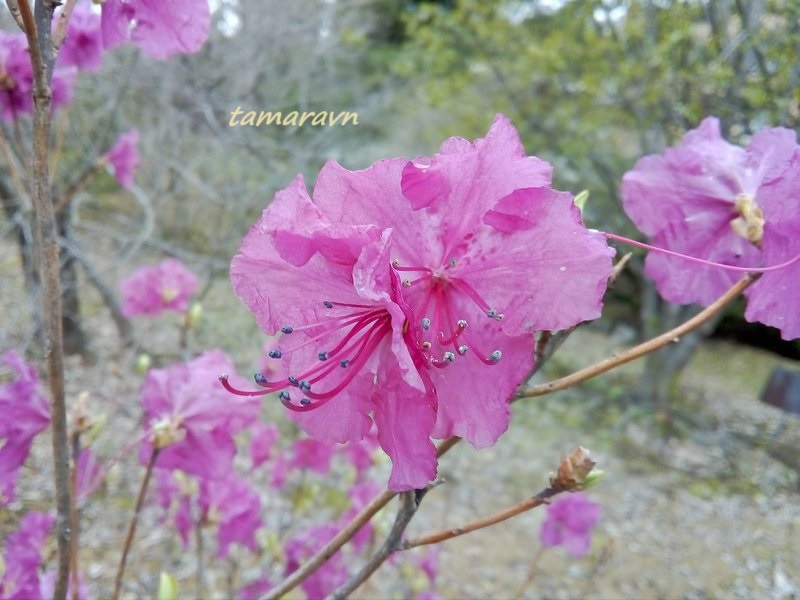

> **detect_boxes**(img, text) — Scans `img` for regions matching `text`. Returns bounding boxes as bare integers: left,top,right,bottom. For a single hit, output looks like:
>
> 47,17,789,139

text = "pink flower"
249,422,279,468
622,117,800,339
228,116,612,490
140,350,259,479
0,511,54,600
101,0,210,60
0,32,75,122
120,257,198,318
105,128,140,190
539,493,601,557
57,3,103,72
39,570,89,600
284,523,348,599
0,350,51,506
198,475,263,558
75,448,101,502
0,32,34,121
290,438,336,475
238,578,273,600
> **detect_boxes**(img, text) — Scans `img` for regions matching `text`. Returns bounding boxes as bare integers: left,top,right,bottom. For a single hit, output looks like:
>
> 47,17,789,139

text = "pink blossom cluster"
226,116,615,490
0,350,50,506
120,258,199,318
105,128,140,190
143,348,438,597
622,117,800,340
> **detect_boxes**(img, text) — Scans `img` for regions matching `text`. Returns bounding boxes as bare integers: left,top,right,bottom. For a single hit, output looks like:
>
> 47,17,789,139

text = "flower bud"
186,302,203,328
135,353,152,375
549,446,596,492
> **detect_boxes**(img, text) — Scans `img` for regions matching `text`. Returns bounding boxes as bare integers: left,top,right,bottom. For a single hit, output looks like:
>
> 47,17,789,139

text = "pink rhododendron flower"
284,523,348,599
622,117,800,339
249,422,280,468
0,32,75,122
238,578,273,600
0,350,51,505
290,438,336,475
0,32,34,120
140,350,258,479
57,3,103,72
75,448,101,502
227,116,613,490
120,257,198,318
105,128,140,190
0,511,54,600
539,493,601,557
101,0,210,60
39,571,89,600
198,475,263,558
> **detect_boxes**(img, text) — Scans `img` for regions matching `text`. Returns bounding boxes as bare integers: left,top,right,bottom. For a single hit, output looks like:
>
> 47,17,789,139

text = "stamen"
392,261,433,274
281,326,294,334
318,351,329,361
458,344,468,355
268,349,282,359
421,317,431,331
279,391,290,401
605,233,800,274
254,373,268,386
288,376,299,386
323,301,333,308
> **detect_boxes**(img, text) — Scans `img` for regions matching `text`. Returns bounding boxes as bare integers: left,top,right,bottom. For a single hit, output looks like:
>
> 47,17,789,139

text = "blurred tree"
395,0,800,407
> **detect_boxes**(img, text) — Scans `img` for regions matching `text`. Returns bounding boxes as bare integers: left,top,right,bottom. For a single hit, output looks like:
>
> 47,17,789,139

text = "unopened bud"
549,446,596,492
135,353,152,375
186,302,203,328
156,572,179,600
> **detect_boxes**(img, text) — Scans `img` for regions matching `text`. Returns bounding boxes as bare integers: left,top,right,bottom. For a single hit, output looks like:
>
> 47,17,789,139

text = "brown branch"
402,487,560,550
326,492,420,600
5,0,26,31
517,274,757,400
17,1,73,598
403,447,596,550
263,488,397,600
51,0,78,52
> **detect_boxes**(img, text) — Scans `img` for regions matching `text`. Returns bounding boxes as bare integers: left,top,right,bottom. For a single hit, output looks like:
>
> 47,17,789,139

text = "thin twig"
111,448,160,600
262,489,397,600
401,486,560,550
5,0,26,31
516,274,757,399
69,429,80,600
326,492,420,600
51,0,77,51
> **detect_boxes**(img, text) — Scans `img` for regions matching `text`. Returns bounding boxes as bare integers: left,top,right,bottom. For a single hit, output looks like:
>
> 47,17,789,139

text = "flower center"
392,258,504,368
730,193,764,247
220,301,392,412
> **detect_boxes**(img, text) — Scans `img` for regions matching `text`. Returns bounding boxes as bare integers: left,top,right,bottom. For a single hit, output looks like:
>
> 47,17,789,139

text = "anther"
340,359,349,368
281,326,294,334
392,259,400,267
486,309,497,318
489,350,502,362
318,351,329,361
495,313,505,321
299,380,311,391
403,279,412,287
268,349,282,359
300,398,311,406
456,319,467,329
288,376,299,386
323,300,333,308
458,344,468,355
421,341,432,350
278,391,290,401
254,373,267,385
449,259,456,267
421,317,431,331
443,351,455,362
